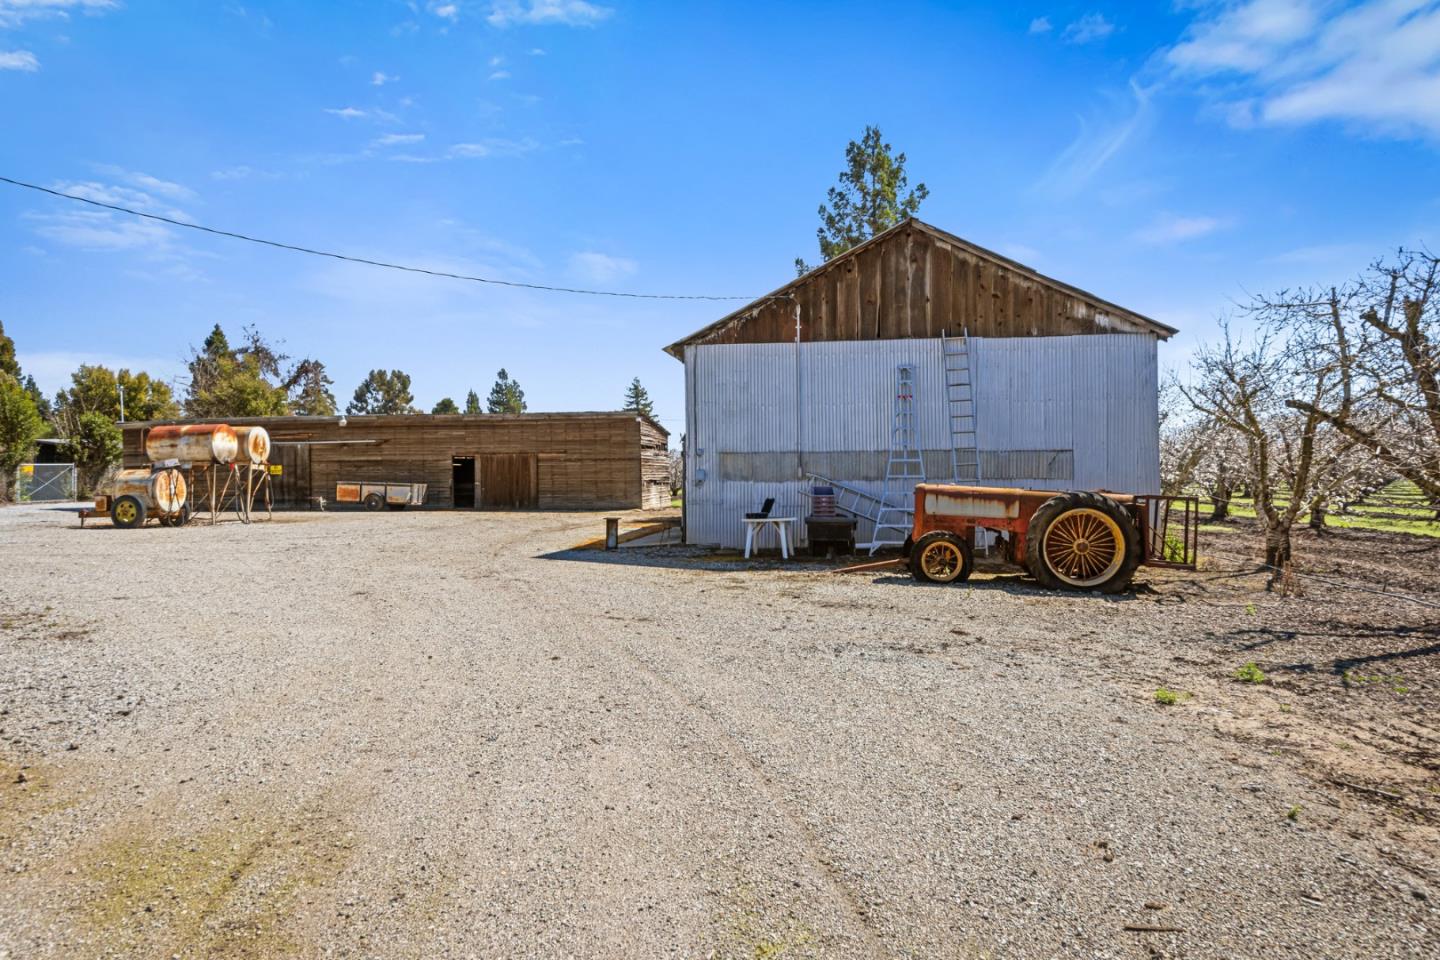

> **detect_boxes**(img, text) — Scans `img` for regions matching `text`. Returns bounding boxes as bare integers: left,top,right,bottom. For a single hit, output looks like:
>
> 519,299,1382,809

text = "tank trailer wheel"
910,531,973,584
1025,491,1141,594
363,493,385,511
158,514,172,527
111,495,146,530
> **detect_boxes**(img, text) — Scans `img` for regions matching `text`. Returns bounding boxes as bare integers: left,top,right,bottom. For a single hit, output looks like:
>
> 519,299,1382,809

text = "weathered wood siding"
639,419,671,510
668,222,1168,354
121,413,667,510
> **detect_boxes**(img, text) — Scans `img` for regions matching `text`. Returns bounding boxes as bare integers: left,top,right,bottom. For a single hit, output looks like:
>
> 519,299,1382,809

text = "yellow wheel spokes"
1042,508,1123,587
921,540,961,580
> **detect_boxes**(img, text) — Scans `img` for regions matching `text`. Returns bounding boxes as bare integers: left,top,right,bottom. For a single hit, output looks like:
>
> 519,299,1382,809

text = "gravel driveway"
0,504,1434,958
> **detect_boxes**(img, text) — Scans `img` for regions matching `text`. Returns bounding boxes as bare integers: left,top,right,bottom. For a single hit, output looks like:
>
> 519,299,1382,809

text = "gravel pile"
0,502,1434,958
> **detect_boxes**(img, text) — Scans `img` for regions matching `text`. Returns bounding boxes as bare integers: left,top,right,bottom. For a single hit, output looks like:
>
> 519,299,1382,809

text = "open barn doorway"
452,456,475,508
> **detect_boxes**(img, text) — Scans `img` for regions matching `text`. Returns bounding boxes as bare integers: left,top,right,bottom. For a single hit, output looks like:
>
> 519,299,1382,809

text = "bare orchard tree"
1181,319,1349,571
1161,375,1248,519
1282,249,1440,512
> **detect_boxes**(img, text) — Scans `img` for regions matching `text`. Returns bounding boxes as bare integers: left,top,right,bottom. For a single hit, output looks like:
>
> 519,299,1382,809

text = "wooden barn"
120,412,670,511
665,217,1177,549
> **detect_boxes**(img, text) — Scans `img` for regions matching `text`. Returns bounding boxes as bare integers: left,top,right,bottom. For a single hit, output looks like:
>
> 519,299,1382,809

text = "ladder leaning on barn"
942,330,982,483
862,363,925,554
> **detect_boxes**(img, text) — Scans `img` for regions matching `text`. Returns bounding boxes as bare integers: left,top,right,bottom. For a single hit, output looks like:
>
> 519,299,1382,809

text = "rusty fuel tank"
232,425,271,463
109,468,188,514
144,424,239,464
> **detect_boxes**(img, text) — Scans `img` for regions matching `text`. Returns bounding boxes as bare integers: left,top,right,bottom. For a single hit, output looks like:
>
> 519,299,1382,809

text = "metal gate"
13,464,78,502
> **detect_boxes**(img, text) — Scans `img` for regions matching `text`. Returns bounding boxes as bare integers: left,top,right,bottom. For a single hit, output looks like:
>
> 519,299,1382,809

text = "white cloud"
325,106,367,119
0,48,37,70
528,46,545,55
1134,213,1227,244
371,70,395,85
1166,0,1440,138
447,137,539,158
1028,16,1052,34
0,0,117,29
1033,80,1153,195
488,69,510,80
568,251,636,283
1063,12,1115,44
93,165,195,201
374,132,425,146
430,2,458,20
487,0,612,28
489,54,505,67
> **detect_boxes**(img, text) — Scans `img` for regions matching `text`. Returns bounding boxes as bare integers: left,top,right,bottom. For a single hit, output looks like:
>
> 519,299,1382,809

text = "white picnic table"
742,516,796,559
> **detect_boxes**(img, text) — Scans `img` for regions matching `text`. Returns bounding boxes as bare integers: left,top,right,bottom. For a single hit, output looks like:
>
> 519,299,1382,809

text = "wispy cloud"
430,2,459,21
94,165,195,201
447,137,539,158
1165,0,1440,139
1063,12,1115,44
209,165,280,181
487,0,612,28
0,48,37,70
23,172,202,271
1134,213,1228,244
568,251,636,283
371,70,395,86
0,0,117,29
1028,16,1052,35
374,132,425,146
1033,80,1153,196
325,106,368,119
489,69,510,80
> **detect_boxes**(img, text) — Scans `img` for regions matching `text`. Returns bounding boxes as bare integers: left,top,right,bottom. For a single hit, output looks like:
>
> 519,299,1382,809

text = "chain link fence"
13,463,78,502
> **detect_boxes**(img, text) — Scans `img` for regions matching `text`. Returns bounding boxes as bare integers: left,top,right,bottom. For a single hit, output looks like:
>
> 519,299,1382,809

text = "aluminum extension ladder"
865,363,925,554
942,331,981,482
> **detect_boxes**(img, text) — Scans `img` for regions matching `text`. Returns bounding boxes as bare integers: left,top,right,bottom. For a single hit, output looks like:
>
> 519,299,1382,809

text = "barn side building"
121,412,670,511
665,218,1177,549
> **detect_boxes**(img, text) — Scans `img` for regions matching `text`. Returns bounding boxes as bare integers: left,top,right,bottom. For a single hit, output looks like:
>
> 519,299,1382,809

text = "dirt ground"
0,503,1436,959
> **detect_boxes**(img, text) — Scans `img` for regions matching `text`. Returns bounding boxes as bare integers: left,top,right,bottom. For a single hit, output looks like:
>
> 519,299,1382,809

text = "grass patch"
1154,687,1191,706
1233,662,1268,685
1195,480,1438,539
1286,804,1302,821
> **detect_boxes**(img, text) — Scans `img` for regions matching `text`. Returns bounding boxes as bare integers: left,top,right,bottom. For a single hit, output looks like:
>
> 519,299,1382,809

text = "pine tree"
622,377,654,417
432,397,460,415
486,369,526,414
0,319,20,380
464,389,482,414
795,125,927,275
347,370,416,415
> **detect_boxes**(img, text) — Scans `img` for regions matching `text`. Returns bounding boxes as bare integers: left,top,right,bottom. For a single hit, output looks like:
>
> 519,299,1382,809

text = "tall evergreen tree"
464,389,482,414
795,125,928,275
0,373,44,487
486,369,526,414
184,324,290,417
431,397,460,415
347,369,416,415
286,359,337,416
622,377,654,417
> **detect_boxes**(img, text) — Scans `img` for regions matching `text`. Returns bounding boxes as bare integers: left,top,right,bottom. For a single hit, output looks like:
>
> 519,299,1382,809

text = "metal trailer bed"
335,481,429,511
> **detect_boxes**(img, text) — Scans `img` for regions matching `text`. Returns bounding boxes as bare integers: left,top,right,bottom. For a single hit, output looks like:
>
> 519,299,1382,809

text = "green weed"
1154,687,1190,706
1233,662,1268,685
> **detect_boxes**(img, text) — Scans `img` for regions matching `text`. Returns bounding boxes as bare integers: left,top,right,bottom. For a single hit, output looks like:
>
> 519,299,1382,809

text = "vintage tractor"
907,484,1198,594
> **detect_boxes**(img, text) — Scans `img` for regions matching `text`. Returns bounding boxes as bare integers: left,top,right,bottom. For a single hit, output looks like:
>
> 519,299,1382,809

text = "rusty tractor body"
909,483,1198,594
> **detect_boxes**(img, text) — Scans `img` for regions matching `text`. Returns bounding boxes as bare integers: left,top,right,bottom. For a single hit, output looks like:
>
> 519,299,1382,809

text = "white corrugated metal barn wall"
684,334,1160,549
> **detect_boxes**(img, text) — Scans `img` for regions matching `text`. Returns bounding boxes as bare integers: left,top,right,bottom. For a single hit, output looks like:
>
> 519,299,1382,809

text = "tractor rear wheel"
1025,491,1140,594
910,532,973,584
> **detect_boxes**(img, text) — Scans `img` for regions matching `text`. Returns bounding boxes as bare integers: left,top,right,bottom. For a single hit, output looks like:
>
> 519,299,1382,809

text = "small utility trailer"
335,481,428,511
907,484,1198,594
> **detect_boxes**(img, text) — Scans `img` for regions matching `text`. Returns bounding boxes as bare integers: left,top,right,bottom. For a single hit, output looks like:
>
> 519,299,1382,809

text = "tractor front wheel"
1025,491,1140,593
910,532,973,584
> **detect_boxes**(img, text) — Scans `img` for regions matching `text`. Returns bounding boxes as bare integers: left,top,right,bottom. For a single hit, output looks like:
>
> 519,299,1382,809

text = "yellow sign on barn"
268,464,283,475
19,464,33,474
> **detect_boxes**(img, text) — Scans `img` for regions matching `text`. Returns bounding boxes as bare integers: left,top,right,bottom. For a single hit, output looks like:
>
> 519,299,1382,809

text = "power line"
0,175,764,302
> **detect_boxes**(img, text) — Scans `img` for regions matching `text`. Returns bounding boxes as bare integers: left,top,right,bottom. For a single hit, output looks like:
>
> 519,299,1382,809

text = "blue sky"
2,1,1438,437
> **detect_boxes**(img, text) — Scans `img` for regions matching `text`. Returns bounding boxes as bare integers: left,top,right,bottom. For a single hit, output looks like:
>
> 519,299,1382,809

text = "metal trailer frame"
334,480,429,510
